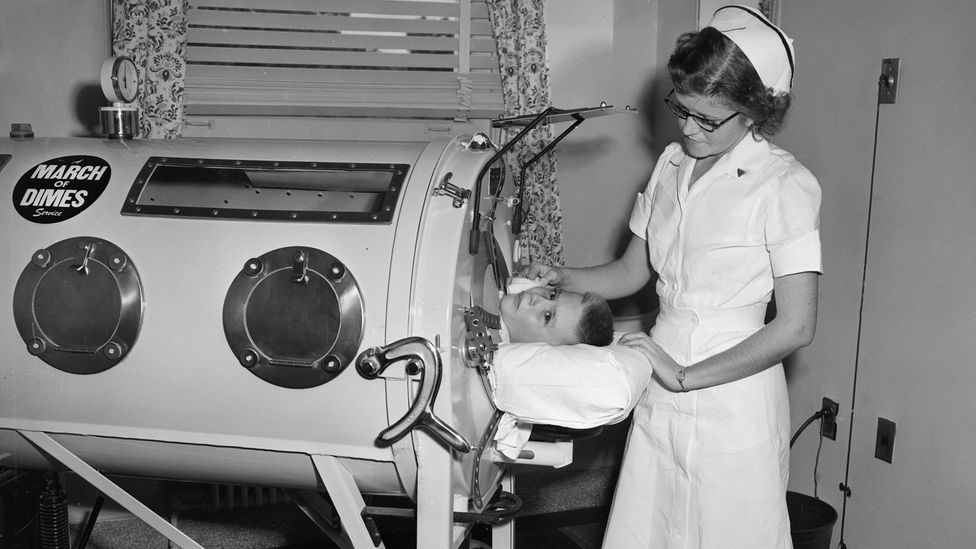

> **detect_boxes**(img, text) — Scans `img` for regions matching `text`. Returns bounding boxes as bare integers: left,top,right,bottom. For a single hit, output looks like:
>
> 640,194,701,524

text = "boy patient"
499,281,614,347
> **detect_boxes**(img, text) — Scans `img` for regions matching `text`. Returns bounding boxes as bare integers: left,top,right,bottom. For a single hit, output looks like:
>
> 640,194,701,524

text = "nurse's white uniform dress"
602,136,822,549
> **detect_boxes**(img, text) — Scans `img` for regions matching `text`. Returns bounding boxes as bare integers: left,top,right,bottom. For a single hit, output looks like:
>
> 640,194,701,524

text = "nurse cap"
706,5,795,94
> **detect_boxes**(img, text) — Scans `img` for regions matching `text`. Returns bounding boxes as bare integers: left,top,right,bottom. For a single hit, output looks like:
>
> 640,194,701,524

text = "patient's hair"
576,293,615,347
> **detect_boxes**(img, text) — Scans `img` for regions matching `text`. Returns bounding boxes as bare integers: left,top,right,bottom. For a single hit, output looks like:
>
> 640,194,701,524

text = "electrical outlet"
821,397,839,440
875,417,896,463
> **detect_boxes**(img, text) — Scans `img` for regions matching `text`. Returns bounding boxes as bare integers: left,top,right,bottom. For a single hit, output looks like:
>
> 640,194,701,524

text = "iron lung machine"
0,134,521,548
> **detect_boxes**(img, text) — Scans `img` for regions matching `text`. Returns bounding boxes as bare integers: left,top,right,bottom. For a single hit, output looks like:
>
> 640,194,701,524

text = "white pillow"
488,341,653,429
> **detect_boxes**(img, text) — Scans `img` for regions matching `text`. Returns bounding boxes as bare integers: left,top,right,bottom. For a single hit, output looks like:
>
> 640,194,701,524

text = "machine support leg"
288,489,353,549
311,454,387,549
490,473,515,549
414,433,457,549
18,430,204,549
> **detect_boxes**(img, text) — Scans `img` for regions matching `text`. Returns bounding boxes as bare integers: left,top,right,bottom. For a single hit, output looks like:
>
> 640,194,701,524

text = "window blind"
184,0,503,120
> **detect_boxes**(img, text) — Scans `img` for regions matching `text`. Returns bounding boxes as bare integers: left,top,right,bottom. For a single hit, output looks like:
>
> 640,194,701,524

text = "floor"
66,502,606,548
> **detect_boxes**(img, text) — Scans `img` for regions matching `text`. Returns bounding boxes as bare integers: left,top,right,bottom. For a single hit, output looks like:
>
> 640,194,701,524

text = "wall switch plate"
879,58,900,104
875,417,896,463
821,397,839,440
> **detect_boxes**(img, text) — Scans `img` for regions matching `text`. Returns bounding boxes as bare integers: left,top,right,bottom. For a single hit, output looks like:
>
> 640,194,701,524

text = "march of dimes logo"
13,155,111,223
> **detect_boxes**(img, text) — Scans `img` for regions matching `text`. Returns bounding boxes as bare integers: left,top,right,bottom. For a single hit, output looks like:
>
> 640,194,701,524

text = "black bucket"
787,491,837,549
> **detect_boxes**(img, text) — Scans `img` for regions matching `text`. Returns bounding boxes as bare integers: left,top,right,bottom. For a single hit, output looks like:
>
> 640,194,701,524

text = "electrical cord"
790,409,824,449
790,406,834,499
814,419,825,498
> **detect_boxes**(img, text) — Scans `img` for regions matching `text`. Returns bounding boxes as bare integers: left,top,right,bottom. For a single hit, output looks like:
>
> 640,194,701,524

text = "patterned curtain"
486,0,564,266
111,0,188,139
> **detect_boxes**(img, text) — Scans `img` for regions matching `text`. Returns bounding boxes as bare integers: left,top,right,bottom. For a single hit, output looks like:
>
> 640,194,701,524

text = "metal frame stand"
469,104,637,255
308,454,387,549
489,474,516,549
18,430,205,549
18,431,396,549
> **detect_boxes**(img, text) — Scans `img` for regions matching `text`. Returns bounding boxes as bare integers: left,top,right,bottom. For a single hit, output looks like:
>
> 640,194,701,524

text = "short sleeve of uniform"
629,189,652,236
766,163,823,276
629,143,682,237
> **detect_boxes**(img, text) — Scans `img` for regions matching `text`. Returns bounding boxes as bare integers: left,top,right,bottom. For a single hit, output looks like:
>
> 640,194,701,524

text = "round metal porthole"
222,246,364,389
12,236,144,374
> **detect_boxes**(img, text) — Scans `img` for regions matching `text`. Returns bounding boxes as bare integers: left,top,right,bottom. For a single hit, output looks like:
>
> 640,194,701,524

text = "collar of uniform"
665,137,771,180
666,143,688,168
721,134,772,180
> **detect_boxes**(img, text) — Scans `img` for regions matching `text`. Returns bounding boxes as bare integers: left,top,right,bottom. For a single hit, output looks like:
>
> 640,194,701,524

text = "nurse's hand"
618,332,684,392
518,262,563,285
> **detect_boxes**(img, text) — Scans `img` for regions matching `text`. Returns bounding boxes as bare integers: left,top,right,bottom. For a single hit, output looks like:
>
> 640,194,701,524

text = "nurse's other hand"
617,332,662,361
618,332,683,392
518,262,563,285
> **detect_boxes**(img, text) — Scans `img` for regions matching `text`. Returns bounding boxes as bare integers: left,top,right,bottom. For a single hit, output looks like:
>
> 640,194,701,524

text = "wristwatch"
676,368,687,391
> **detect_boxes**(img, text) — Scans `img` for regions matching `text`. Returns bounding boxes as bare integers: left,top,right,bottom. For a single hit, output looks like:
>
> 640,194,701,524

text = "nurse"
523,5,821,548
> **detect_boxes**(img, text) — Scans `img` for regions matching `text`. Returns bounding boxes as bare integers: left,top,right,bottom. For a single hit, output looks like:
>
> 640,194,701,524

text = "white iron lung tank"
0,132,516,548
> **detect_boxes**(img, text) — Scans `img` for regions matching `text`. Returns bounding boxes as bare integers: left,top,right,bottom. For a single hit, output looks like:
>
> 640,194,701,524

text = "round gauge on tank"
100,56,139,104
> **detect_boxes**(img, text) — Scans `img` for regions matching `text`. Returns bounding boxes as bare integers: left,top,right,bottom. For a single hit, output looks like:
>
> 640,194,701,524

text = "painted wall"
0,0,109,138
544,0,661,318
776,1,976,546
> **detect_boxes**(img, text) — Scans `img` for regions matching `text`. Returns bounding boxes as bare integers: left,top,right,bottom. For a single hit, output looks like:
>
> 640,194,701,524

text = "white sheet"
488,340,653,459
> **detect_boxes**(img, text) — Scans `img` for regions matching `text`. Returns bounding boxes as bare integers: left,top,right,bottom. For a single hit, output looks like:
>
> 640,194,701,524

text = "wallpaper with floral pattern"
111,0,187,139
486,0,564,267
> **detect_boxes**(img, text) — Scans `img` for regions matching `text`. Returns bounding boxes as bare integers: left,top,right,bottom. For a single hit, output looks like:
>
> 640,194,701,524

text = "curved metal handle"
291,249,308,284
72,241,94,274
356,336,471,453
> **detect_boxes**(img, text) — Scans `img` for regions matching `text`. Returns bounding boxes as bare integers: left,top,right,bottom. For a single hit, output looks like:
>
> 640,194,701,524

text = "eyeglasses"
664,90,741,132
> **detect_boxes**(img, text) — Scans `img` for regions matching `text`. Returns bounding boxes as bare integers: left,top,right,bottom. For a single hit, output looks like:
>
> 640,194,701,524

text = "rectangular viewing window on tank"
121,157,408,223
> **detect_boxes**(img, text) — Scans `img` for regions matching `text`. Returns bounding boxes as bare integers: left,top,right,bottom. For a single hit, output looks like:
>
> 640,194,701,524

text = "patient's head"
500,287,614,347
